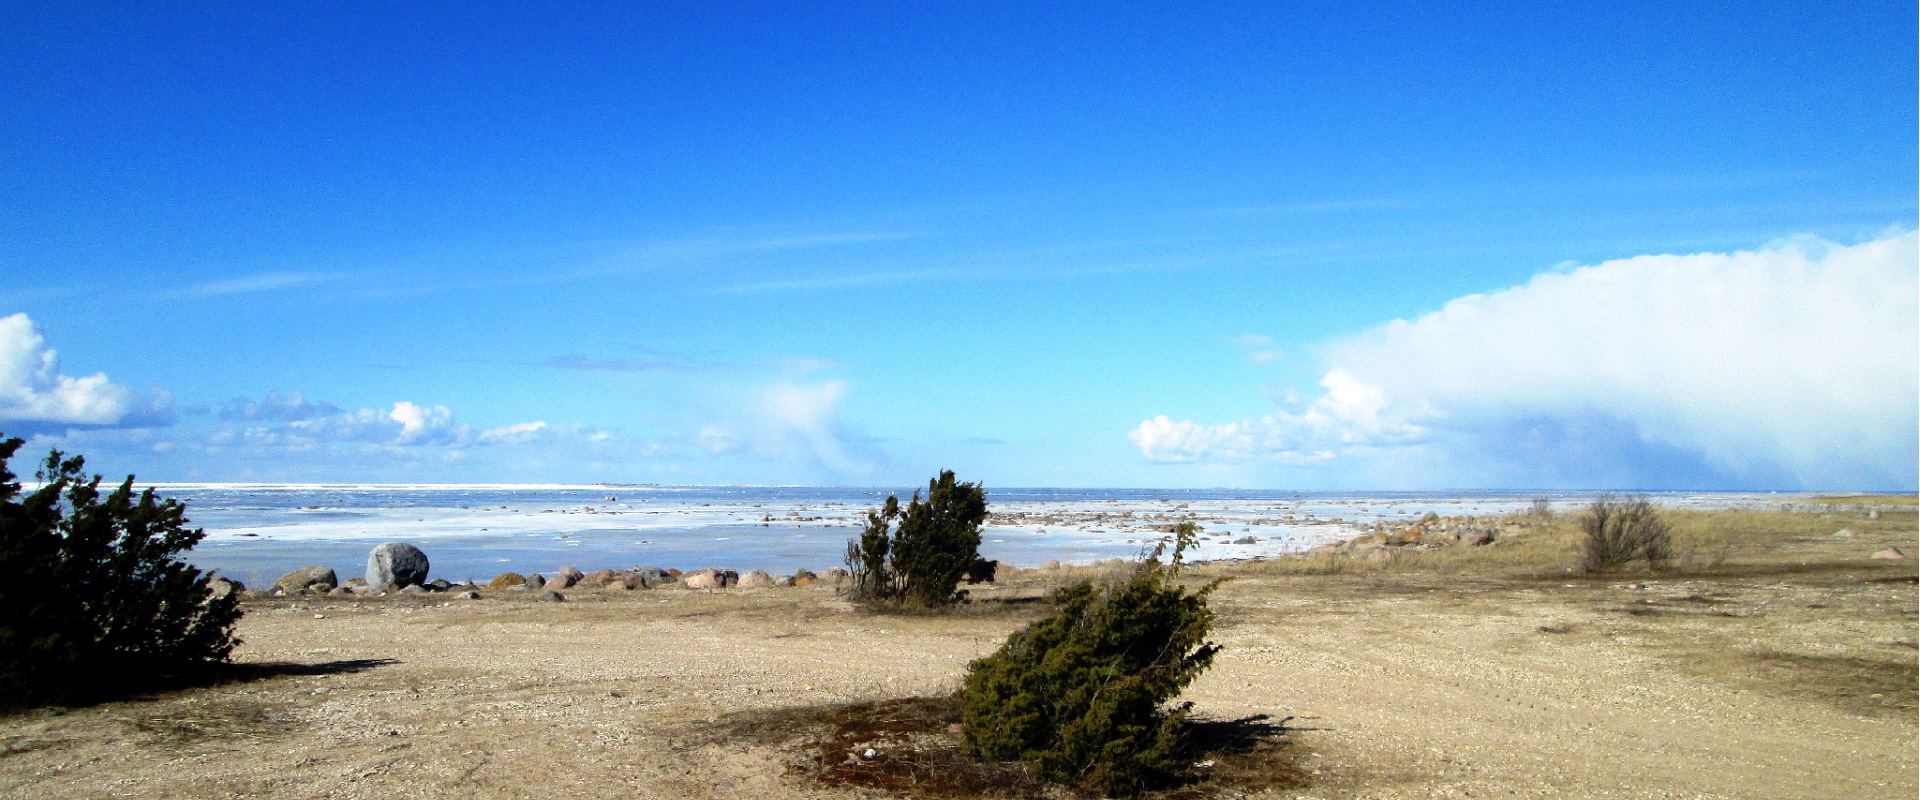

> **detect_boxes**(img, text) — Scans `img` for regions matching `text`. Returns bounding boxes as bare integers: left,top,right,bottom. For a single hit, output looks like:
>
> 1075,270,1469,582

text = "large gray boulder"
366,542,430,590
628,566,675,588
273,565,337,592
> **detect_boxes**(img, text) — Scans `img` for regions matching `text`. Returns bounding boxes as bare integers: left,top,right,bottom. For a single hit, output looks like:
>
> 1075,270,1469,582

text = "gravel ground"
2,528,1914,800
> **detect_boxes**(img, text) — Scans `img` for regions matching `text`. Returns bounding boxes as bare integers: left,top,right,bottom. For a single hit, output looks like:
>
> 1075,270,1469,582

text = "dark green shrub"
0,436,242,708
845,470,987,605
960,523,1222,798
1579,493,1672,572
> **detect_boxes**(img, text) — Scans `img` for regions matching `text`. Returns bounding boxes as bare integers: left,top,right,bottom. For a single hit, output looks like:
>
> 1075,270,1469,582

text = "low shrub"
1580,494,1672,572
959,523,1222,798
0,436,242,708
845,470,988,606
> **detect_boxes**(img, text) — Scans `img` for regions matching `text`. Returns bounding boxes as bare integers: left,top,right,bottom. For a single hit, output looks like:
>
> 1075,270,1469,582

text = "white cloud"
479,420,549,444
1133,232,1920,488
0,313,169,429
1130,369,1427,464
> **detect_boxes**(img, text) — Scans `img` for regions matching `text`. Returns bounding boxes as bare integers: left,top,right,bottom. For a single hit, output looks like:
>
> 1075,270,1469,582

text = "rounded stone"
366,542,431,590
274,565,338,592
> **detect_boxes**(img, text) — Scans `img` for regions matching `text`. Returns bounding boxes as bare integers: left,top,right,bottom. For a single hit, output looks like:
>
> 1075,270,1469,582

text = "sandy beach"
2,504,1914,800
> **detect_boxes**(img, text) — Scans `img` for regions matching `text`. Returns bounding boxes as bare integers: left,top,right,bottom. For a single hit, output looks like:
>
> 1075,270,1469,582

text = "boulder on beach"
367,542,430,590
543,575,574,591
558,565,585,582
1871,547,1905,560
628,566,675,588
579,569,620,588
274,565,338,592
398,584,429,595
428,579,453,591
1456,529,1493,547
537,590,565,602
683,568,738,589
489,573,527,589
525,573,546,588
452,591,481,600
327,586,351,597
737,569,776,588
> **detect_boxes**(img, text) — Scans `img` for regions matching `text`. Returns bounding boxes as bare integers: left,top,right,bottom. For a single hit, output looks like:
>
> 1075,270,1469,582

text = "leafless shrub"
1530,496,1554,521
1580,494,1672,572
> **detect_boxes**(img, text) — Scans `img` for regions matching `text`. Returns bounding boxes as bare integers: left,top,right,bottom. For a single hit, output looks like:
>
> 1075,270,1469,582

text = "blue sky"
2,2,1915,489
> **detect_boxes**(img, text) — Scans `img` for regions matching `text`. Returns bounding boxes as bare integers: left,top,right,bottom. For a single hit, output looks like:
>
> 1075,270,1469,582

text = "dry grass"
1218,504,1918,581
2,502,1911,800
1802,494,1919,506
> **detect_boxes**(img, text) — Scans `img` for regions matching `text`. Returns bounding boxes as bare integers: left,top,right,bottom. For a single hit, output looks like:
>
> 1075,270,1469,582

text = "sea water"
161,484,1782,586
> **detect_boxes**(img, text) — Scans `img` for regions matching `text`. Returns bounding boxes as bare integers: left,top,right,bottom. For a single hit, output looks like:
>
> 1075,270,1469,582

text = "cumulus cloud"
1131,369,1428,463
1133,232,1920,489
0,313,170,431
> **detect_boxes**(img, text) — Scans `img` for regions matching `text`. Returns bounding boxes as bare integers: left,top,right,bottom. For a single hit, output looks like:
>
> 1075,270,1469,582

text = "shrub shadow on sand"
8,658,398,715
713,696,1310,799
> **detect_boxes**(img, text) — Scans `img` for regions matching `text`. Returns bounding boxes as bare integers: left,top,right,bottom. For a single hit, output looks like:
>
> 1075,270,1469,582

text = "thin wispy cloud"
536,354,703,373
1172,197,1415,219
708,267,967,294
340,230,924,301
642,230,924,260
176,271,347,298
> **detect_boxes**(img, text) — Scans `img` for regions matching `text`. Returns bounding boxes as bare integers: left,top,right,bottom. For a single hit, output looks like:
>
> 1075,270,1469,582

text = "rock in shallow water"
366,542,430,590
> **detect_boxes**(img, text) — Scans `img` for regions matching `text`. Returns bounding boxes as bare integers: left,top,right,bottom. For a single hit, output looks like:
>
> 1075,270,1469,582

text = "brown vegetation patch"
112,698,294,745
1734,650,1920,718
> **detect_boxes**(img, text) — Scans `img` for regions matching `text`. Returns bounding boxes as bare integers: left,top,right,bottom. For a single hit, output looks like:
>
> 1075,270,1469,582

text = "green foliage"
845,470,987,605
960,522,1222,798
1580,493,1673,572
0,436,242,708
